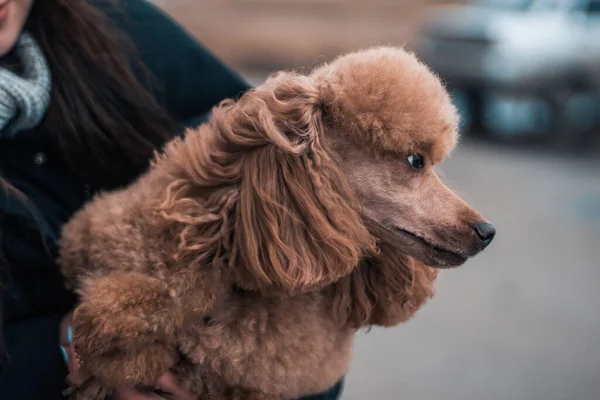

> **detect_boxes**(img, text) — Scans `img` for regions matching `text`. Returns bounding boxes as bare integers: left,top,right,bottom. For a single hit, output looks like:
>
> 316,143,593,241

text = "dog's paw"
73,272,183,387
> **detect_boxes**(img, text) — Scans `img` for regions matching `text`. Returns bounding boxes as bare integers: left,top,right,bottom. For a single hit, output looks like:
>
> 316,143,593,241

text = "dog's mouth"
391,227,468,268
362,217,468,268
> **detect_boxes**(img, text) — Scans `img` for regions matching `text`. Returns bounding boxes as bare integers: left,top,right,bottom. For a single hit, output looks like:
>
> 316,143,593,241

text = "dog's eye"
407,155,424,170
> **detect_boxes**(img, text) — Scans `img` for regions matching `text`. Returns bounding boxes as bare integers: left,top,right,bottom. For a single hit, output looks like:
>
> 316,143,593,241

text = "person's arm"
105,0,252,128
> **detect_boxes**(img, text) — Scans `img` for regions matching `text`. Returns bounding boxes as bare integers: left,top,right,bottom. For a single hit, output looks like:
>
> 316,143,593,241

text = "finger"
65,342,80,374
112,388,159,400
154,373,196,400
59,313,73,345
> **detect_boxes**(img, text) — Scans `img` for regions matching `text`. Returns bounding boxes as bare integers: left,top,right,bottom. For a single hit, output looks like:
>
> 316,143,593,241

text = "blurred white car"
417,0,600,142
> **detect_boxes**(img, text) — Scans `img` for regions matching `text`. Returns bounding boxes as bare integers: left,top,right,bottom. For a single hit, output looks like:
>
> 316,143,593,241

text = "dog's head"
314,47,495,268
163,47,494,295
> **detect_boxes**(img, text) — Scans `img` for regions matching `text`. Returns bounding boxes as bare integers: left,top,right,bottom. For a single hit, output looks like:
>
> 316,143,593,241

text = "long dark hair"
1,0,179,360
29,0,178,186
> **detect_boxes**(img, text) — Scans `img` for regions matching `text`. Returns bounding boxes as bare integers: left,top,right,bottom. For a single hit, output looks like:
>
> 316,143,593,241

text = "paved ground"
344,142,600,400
242,71,600,400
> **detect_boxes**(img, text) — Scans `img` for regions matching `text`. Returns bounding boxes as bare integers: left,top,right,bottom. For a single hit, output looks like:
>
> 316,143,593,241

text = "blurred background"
155,1,600,399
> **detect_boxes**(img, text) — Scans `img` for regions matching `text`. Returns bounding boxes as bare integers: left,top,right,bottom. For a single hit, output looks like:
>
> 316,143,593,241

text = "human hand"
60,312,195,400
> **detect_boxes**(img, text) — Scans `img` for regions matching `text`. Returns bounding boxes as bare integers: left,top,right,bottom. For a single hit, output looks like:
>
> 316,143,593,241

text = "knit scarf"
0,32,52,138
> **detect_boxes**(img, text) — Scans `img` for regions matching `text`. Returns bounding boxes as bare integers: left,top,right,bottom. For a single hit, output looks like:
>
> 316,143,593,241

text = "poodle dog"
58,46,495,399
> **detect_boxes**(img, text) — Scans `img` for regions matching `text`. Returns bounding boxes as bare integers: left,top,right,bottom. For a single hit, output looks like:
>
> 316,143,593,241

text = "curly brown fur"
153,72,375,294
331,242,438,329
58,46,494,399
73,272,183,386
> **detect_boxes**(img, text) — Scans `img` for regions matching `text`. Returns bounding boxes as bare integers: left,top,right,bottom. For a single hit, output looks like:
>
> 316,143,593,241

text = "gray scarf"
0,32,52,138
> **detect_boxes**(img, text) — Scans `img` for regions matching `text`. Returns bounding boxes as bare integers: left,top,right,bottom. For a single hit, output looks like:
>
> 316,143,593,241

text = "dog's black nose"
473,222,496,248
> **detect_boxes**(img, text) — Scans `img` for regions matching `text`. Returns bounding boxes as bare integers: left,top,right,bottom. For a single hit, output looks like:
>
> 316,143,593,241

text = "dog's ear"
218,72,375,293
331,243,438,329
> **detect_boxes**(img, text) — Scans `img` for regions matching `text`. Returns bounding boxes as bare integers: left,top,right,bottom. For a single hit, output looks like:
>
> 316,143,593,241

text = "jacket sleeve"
106,0,252,127
0,316,67,400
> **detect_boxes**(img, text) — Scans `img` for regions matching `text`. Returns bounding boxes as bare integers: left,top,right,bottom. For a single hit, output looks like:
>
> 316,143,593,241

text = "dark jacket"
0,1,342,399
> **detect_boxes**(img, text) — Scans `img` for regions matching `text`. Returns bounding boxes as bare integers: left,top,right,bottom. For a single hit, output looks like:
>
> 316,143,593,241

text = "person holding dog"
0,0,343,399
